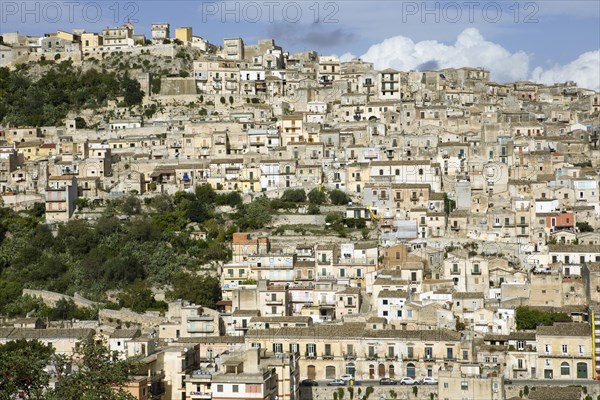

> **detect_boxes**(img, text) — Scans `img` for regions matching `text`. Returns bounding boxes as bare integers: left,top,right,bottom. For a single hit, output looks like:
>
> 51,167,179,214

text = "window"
382,299,388,305
560,362,570,376
578,345,584,354
562,344,568,354
217,385,223,392
232,385,239,393
368,345,376,357
273,343,283,353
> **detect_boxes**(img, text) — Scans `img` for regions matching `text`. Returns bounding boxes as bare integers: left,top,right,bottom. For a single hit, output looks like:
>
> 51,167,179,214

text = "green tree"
120,195,141,215
515,306,571,330
577,221,594,232
307,204,320,215
281,189,306,203
150,193,174,213
51,336,138,400
238,197,272,229
0,339,54,399
118,281,157,312
443,193,456,215
308,188,327,205
168,273,221,308
121,74,144,106
329,189,350,205
195,184,217,205
186,201,210,223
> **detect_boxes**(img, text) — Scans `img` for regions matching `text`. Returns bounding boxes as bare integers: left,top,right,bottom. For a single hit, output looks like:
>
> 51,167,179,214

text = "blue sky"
1,1,599,87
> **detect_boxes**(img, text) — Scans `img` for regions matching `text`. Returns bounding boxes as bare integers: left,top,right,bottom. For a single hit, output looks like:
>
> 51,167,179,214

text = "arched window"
407,363,416,378
325,365,336,379
560,362,570,376
389,365,395,378
369,364,375,380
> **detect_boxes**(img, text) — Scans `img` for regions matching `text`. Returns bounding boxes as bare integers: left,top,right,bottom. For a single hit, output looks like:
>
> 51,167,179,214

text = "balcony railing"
450,269,461,275
344,352,357,360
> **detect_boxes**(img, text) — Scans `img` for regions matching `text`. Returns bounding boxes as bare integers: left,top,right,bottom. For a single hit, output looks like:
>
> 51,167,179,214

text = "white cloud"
359,28,530,82
338,52,357,62
530,50,600,91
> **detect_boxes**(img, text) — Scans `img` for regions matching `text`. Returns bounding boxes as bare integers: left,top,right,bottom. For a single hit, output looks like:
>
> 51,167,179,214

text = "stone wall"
504,383,600,400
22,289,100,309
98,308,167,329
300,385,436,400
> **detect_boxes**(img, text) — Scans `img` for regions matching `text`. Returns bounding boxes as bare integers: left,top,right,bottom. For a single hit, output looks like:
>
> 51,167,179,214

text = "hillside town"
0,21,600,400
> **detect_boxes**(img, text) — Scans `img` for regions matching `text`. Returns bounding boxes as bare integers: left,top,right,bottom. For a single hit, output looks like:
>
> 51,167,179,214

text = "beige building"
247,321,466,381
437,364,504,400
535,322,592,380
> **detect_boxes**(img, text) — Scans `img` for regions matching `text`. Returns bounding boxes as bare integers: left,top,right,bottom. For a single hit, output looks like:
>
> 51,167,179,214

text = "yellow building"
175,27,192,43
81,32,103,52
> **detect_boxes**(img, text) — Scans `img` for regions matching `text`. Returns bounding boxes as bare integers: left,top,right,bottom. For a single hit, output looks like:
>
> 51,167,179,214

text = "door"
307,365,316,380
378,364,385,378
577,362,588,379
346,363,356,377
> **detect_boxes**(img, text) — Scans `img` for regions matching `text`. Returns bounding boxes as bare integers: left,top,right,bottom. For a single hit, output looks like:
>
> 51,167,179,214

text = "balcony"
266,299,283,305
450,269,461,275
451,225,460,231
305,352,317,360
189,392,211,399
188,314,214,322
344,352,357,361
386,354,398,361
322,353,334,360
471,270,481,275
318,300,335,308
366,354,378,361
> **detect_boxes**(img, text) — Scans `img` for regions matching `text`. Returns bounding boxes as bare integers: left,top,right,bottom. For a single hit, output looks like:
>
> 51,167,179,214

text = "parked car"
420,377,437,385
399,377,419,385
339,374,354,382
300,379,318,387
379,377,398,385
328,379,346,386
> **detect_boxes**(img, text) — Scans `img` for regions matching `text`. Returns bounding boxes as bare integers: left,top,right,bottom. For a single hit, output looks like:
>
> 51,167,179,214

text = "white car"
339,374,354,382
399,377,419,385
420,376,438,385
